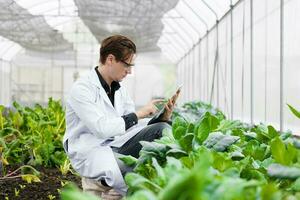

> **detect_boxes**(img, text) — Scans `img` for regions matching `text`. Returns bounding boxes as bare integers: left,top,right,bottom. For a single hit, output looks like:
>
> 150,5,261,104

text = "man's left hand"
160,88,181,121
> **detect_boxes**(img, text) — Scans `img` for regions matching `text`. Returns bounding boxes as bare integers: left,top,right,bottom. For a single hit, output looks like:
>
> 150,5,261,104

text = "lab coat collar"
94,66,121,94
88,68,117,110
88,68,103,89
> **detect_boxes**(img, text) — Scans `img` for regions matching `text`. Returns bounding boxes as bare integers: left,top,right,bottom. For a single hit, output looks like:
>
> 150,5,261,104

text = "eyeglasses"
120,60,135,68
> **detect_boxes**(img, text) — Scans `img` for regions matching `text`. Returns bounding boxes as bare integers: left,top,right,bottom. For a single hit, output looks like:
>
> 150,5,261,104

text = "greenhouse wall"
177,0,300,133
0,60,11,106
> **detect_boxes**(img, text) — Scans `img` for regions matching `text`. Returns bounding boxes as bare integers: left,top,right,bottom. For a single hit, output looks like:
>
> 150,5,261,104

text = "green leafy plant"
60,183,99,200
59,159,72,176
0,98,70,176
48,194,56,200
0,165,40,183
2,99,300,199
122,101,300,199
14,188,20,197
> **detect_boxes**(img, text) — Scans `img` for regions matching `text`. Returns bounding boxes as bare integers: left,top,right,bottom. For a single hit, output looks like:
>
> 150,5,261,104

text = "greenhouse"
1,0,300,199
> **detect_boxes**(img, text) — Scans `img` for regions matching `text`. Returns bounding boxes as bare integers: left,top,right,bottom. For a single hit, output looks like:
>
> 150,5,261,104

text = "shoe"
101,188,123,200
81,177,111,197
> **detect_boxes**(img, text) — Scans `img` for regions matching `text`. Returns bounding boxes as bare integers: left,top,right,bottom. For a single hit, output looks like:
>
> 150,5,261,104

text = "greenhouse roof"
0,0,240,62
0,0,72,52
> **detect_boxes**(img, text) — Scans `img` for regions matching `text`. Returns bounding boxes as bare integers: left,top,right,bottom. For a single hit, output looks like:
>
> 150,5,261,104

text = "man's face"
108,54,135,82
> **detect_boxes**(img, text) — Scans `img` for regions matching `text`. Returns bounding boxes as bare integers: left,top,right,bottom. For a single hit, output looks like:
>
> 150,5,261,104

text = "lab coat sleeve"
68,83,126,139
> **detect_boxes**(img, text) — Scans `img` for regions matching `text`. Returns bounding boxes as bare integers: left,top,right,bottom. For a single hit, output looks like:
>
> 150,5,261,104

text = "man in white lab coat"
63,35,179,199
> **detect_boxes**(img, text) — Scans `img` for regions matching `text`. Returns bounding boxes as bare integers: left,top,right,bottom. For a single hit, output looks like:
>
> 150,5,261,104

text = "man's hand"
136,99,163,119
160,88,181,121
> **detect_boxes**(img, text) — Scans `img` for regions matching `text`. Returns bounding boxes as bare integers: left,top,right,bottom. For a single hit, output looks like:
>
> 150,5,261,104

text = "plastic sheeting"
0,0,72,52
74,0,179,52
159,0,240,62
177,0,300,133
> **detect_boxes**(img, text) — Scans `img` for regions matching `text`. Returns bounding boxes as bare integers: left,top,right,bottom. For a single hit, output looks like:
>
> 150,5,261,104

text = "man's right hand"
135,99,163,119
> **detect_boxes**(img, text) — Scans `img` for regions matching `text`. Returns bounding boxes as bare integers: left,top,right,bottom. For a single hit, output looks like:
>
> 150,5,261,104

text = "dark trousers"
114,122,171,158
99,122,171,185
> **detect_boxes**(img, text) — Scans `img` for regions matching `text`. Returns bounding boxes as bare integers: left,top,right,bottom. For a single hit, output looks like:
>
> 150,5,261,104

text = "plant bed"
0,165,81,200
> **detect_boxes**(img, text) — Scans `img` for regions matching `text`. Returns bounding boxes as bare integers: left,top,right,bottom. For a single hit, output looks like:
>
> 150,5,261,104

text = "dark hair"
99,35,136,65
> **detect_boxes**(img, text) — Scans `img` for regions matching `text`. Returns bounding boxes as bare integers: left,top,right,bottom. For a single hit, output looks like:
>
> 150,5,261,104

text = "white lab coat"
63,68,149,195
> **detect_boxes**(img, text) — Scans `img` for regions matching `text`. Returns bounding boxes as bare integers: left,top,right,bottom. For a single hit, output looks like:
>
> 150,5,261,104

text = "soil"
0,166,81,200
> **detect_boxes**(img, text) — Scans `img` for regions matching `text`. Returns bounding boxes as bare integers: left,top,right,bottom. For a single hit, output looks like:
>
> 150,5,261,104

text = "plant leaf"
267,163,300,179
119,155,138,167
287,104,300,119
203,132,239,152
21,174,41,183
270,137,297,165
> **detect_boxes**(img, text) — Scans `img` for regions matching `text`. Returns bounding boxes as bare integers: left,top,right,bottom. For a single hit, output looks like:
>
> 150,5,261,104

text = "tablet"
148,84,182,124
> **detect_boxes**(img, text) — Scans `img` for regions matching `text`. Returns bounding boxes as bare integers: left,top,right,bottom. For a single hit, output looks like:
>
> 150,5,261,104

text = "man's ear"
106,54,115,65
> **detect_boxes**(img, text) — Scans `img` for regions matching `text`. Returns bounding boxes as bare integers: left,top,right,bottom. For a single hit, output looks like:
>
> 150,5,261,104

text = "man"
63,35,179,199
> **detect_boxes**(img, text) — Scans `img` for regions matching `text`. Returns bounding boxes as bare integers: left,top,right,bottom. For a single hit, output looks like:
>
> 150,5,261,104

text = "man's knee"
155,122,171,130
151,122,171,136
